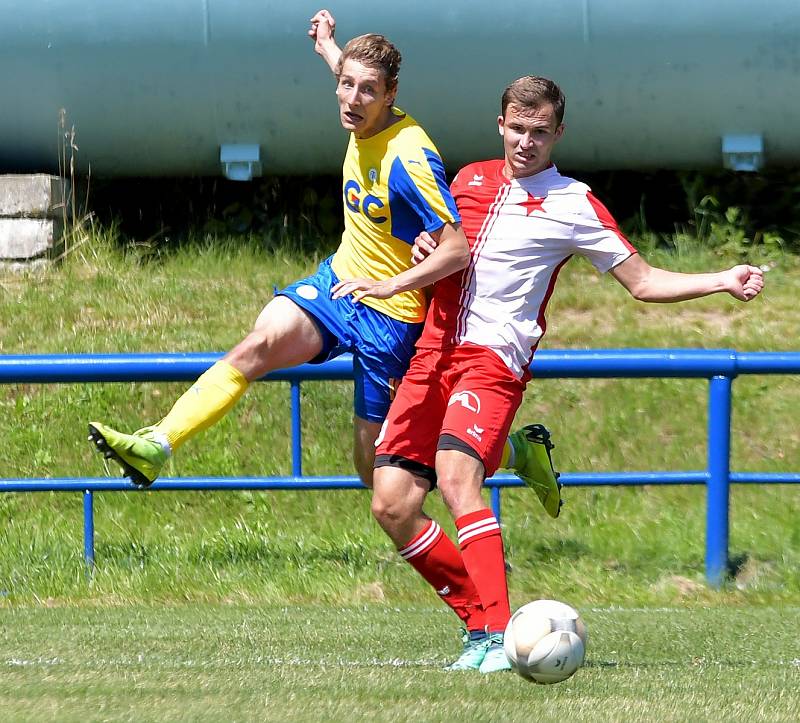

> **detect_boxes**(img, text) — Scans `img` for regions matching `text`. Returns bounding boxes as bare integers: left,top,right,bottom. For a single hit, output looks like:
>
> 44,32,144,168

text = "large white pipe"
1,0,797,176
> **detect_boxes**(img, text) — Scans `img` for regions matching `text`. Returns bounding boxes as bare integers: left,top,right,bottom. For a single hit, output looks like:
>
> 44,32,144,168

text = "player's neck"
355,107,403,140
502,161,552,181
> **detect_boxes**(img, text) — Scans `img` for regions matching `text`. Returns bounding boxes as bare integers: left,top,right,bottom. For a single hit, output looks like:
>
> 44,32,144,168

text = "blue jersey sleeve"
387,149,461,244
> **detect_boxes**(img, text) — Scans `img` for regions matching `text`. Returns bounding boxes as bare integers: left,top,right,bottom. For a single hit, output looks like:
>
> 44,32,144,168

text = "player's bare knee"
370,481,413,529
224,329,271,375
435,471,461,499
371,493,402,529
438,476,483,518
244,327,272,354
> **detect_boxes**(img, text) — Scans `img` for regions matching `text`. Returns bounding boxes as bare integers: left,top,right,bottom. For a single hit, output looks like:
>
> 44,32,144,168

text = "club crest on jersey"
521,193,546,215
448,390,481,413
368,167,379,183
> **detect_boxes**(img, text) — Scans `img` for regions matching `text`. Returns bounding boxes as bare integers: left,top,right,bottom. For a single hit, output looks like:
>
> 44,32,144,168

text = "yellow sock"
500,438,513,468
155,360,249,451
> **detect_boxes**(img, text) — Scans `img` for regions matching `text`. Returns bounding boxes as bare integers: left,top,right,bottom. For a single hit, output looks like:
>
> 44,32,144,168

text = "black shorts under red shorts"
375,343,525,482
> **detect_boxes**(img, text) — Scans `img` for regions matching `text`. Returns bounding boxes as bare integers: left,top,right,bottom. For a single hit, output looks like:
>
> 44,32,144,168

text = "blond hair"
336,34,402,93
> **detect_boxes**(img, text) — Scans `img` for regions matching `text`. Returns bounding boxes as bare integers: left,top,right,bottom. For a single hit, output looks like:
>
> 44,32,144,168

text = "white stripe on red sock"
399,521,443,560
457,517,500,545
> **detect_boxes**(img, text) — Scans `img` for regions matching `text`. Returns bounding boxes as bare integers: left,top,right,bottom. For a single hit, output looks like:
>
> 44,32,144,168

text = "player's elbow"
613,256,658,302
437,238,470,274
440,223,470,271
628,282,652,302
454,242,471,271
623,270,657,301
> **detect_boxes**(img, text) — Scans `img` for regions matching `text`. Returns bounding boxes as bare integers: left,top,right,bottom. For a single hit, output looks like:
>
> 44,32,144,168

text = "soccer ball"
503,599,587,684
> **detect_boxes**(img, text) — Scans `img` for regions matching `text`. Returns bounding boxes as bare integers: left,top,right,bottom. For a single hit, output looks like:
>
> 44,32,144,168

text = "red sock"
456,509,511,634
398,520,486,632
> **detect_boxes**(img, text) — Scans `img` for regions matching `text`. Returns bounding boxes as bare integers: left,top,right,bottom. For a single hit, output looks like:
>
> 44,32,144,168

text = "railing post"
706,374,732,587
83,490,95,570
491,487,501,523
291,380,302,476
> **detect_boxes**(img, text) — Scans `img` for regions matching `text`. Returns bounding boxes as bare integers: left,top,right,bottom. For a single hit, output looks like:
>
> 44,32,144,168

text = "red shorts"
375,343,525,480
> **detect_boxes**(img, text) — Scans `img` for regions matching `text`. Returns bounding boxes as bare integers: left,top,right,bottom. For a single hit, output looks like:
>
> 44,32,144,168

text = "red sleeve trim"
586,192,637,253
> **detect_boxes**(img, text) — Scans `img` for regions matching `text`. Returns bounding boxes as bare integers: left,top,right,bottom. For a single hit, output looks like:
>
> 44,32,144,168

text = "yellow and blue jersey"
331,108,460,323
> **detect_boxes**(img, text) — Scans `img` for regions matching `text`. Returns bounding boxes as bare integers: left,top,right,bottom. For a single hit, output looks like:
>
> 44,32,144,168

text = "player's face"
336,59,396,139
498,103,564,179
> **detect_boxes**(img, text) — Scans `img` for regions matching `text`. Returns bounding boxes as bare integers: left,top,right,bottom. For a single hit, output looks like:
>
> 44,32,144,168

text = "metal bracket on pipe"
721,134,764,172
220,144,262,181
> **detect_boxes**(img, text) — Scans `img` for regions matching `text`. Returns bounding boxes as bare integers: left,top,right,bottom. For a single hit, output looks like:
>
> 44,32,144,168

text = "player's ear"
554,123,565,141
497,115,505,136
385,79,397,108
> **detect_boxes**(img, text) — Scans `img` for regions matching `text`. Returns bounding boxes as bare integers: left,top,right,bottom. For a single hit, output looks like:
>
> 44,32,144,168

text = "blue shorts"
276,256,424,423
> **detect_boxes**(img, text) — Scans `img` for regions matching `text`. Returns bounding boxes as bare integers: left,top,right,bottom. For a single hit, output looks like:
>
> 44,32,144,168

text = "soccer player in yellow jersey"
88,10,561,520
87,10,470,488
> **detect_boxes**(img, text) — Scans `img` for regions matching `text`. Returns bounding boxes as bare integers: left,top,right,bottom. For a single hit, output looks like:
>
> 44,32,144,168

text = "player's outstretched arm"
331,223,470,303
308,9,342,73
610,253,765,303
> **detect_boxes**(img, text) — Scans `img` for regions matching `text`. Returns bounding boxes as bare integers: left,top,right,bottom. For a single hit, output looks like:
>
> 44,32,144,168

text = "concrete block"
0,218,63,260
0,258,50,273
0,174,68,218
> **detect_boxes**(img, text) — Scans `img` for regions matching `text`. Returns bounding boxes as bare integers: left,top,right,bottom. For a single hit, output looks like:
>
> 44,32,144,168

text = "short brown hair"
501,76,565,124
336,34,402,94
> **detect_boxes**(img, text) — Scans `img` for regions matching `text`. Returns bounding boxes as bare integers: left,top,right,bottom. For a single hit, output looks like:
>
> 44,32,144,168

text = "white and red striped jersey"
416,159,636,379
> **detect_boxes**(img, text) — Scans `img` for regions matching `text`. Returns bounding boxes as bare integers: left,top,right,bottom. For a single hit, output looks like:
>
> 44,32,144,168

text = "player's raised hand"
308,9,335,47
308,10,341,72
411,230,439,265
331,277,397,304
725,264,765,301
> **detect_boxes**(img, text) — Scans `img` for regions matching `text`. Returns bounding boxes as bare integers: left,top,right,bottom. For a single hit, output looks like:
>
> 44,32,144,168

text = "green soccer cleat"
445,629,488,671
88,422,168,488
509,423,563,518
479,634,512,674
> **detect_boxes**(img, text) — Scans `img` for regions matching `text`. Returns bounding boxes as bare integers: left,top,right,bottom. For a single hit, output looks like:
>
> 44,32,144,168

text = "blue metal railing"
2,349,799,586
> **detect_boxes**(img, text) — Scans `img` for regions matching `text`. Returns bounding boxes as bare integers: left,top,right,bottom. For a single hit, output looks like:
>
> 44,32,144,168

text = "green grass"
1,231,798,719
0,233,798,606
1,604,798,722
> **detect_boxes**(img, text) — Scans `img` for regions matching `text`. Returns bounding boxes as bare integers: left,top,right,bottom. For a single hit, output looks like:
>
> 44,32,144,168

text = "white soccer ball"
503,599,587,684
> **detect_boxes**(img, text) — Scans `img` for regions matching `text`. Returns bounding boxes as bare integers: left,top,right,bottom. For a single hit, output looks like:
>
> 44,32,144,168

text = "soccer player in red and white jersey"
344,76,765,673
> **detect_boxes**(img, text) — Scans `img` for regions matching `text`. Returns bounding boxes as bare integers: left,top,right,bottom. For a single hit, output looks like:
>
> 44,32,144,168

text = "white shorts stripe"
399,521,442,560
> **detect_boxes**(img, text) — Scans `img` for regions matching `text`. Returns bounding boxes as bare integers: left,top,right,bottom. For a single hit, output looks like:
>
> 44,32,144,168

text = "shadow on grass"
514,538,592,563
97,537,383,572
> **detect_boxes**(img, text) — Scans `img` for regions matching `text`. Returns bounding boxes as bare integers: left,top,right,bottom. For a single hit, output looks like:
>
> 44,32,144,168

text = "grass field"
1,231,799,719
2,604,799,721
